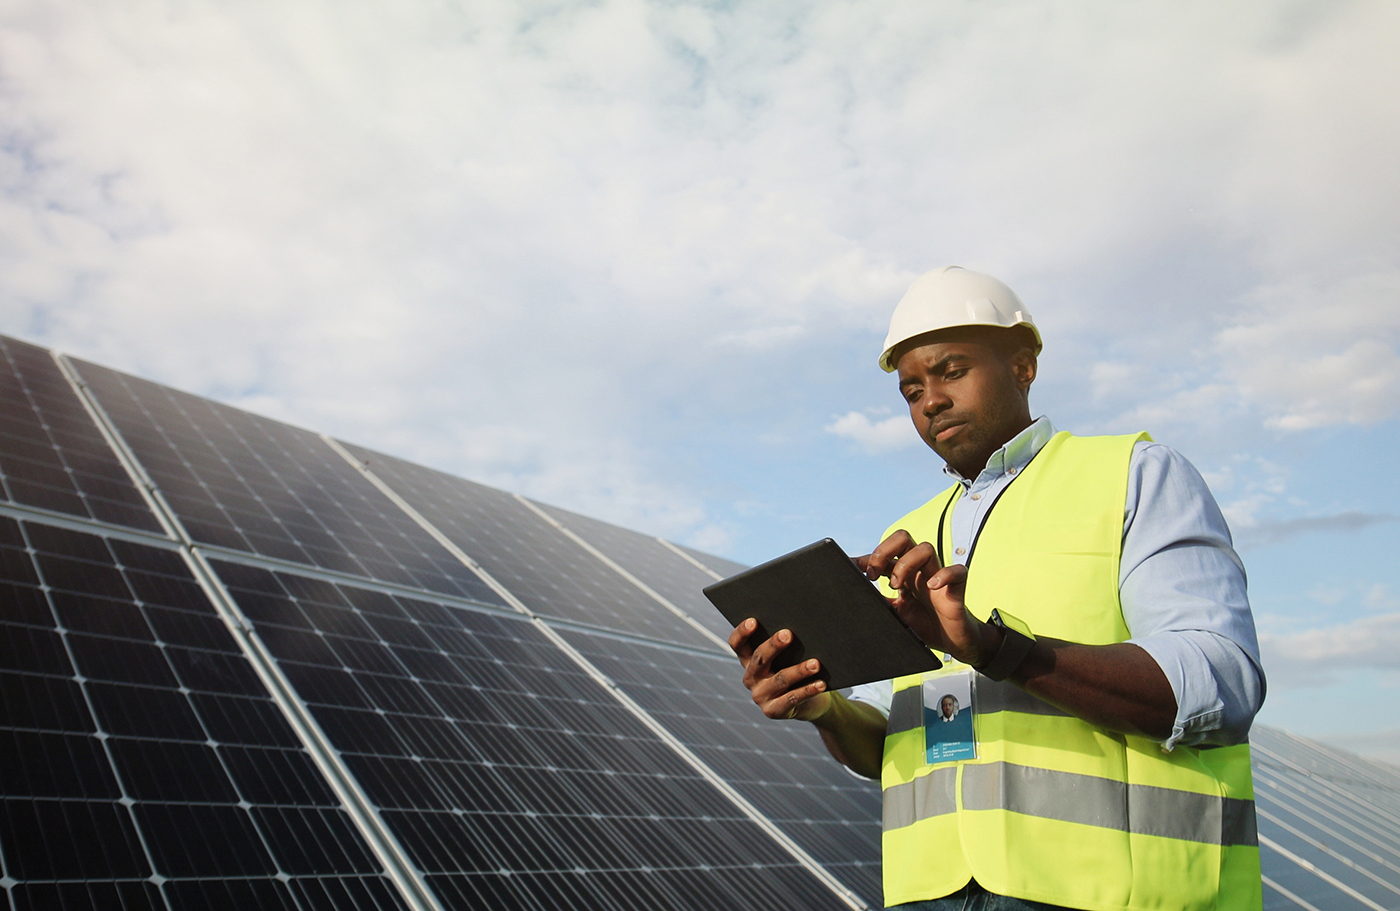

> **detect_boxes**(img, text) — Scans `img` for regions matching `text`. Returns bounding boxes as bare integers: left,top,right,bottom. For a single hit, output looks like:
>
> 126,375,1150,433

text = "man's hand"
856,529,1001,667
729,619,831,721
859,530,1179,741
728,618,887,777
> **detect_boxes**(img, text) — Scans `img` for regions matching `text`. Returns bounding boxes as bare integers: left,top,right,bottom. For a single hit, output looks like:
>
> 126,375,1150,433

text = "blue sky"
1,0,1397,761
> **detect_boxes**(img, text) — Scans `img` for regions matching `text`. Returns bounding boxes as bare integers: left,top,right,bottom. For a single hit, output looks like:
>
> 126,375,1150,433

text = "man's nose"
920,387,951,415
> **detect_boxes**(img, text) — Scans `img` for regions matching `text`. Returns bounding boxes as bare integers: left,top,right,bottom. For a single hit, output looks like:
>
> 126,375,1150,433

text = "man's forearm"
1010,638,1177,742
809,692,887,779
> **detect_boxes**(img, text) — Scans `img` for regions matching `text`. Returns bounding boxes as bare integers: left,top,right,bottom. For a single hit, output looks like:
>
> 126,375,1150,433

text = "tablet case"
702,538,941,690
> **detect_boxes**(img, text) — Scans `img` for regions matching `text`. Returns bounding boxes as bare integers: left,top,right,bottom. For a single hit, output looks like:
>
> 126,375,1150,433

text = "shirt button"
1008,468,1018,476
955,547,966,555
970,494,981,501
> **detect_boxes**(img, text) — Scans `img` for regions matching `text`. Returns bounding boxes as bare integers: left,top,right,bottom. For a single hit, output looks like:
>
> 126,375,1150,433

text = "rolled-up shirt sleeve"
1121,442,1266,749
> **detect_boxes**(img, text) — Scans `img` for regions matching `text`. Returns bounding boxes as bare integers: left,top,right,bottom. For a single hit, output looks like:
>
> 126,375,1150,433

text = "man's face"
941,696,956,717
895,331,1036,479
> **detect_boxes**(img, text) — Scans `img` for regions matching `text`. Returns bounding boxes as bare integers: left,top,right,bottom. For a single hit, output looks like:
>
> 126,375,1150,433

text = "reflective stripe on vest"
884,762,1257,847
877,432,1261,911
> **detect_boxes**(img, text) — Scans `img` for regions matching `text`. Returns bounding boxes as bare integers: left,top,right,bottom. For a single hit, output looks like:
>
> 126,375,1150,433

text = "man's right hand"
729,618,831,722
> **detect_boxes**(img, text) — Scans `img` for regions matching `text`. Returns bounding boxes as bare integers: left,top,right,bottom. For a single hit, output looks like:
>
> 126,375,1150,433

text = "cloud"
1259,612,1400,689
825,410,918,454
1217,270,1400,431
2,0,1399,560
1233,511,1399,549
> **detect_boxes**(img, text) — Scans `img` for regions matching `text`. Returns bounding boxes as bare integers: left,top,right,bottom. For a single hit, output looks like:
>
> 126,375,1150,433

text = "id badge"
923,670,977,763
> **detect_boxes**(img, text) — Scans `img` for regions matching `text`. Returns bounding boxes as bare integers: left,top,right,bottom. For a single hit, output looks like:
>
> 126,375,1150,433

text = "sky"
2,0,1398,761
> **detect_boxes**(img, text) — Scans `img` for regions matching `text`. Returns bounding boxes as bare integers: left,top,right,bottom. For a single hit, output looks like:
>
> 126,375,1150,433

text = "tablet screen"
703,538,941,690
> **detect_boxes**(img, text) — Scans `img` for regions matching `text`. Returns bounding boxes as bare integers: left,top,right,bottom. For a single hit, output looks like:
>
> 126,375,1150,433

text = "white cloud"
825,410,917,454
1259,612,1400,689
1217,270,1400,431
2,0,1400,555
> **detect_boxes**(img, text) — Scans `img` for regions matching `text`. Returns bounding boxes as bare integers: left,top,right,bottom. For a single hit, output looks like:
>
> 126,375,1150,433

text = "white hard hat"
878,265,1042,372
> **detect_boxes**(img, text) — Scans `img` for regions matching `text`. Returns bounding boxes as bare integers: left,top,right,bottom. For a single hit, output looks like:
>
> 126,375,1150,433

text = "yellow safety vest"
880,432,1260,911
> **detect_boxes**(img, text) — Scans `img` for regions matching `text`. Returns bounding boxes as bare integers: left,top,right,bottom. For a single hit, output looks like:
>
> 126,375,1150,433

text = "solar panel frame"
0,336,162,533
336,442,724,653
532,502,738,643
70,359,505,608
0,514,414,911
555,627,884,907
208,558,855,911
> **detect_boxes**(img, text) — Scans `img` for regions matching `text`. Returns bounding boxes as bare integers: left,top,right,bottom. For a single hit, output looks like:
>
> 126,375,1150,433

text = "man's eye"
944,368,967,380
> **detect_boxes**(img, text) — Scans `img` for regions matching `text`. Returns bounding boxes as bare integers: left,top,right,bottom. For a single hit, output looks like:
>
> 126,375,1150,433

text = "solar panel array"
0,331,1395,911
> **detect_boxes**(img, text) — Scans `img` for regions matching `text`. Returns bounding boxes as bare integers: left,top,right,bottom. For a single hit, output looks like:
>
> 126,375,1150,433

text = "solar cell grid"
210,559,851,910
339,442,722,653
535,503,739,642
1251,727,1400,911
674,544,747,581
0,515,410,911
0,336,160,532
73,360,503,606
558,628,883,906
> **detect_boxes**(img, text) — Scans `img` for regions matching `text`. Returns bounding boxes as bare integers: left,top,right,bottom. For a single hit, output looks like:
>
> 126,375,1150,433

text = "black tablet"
702,538,941,690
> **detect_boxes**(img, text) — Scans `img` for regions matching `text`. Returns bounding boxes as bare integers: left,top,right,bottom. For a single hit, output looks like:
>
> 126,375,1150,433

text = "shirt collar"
943,415,1057,489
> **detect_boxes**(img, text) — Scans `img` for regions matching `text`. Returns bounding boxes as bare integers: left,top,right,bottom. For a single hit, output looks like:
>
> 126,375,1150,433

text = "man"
938,695,958,722
730,266,1265,911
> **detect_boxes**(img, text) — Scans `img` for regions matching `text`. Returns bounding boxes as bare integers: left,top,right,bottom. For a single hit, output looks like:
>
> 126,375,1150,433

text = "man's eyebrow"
926,353,972,375
900,352,972,386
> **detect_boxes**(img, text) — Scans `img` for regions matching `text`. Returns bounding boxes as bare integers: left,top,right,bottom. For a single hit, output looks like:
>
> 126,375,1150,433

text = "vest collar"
943,415,1057,490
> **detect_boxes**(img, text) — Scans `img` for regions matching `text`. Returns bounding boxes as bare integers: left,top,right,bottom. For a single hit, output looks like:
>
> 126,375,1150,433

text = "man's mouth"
933,422,965,443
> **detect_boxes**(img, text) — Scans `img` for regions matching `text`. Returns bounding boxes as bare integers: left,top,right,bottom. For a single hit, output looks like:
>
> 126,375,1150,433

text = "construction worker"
729,266,1265,910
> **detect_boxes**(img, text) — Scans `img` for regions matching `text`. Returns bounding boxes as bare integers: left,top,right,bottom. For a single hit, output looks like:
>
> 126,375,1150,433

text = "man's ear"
1011,349,1037,391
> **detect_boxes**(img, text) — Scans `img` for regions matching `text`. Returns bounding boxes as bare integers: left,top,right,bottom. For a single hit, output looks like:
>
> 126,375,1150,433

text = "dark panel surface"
0,515,409,911
73,360,503,607
0,336,161,532
340,443,721,652
559,628,883,907
535,503,738,642
1251,726,1400,911
211,559,850,911
675,545,748,581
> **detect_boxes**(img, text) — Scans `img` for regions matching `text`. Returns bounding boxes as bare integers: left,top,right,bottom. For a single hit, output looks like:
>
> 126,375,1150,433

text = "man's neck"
944,416,1056,487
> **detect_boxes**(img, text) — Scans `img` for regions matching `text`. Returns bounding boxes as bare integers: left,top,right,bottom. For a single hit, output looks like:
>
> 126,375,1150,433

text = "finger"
776,679,828,720
760,672,828,720
742,630,795,689
889,541,938,591
751,657,820,704
749,629,793,672
728,618,758,661
926,564,968,592
863,529,917,580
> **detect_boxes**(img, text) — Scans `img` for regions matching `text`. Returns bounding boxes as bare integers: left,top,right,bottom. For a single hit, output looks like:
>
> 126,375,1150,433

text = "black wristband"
980,609,1036,682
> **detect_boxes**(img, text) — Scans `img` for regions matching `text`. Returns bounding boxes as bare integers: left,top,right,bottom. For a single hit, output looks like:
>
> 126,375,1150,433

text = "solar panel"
71,359,503,607
532,503,740,643
0,337,161,532
1,332,1395,911
0,513,411,911
673,545,748,581
557,628,884,907
208,558,852,911
1251,726,1400,911
337,443,723,653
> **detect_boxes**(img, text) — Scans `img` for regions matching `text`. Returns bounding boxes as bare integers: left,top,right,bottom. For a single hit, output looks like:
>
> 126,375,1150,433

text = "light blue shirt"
846,417,1266,749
